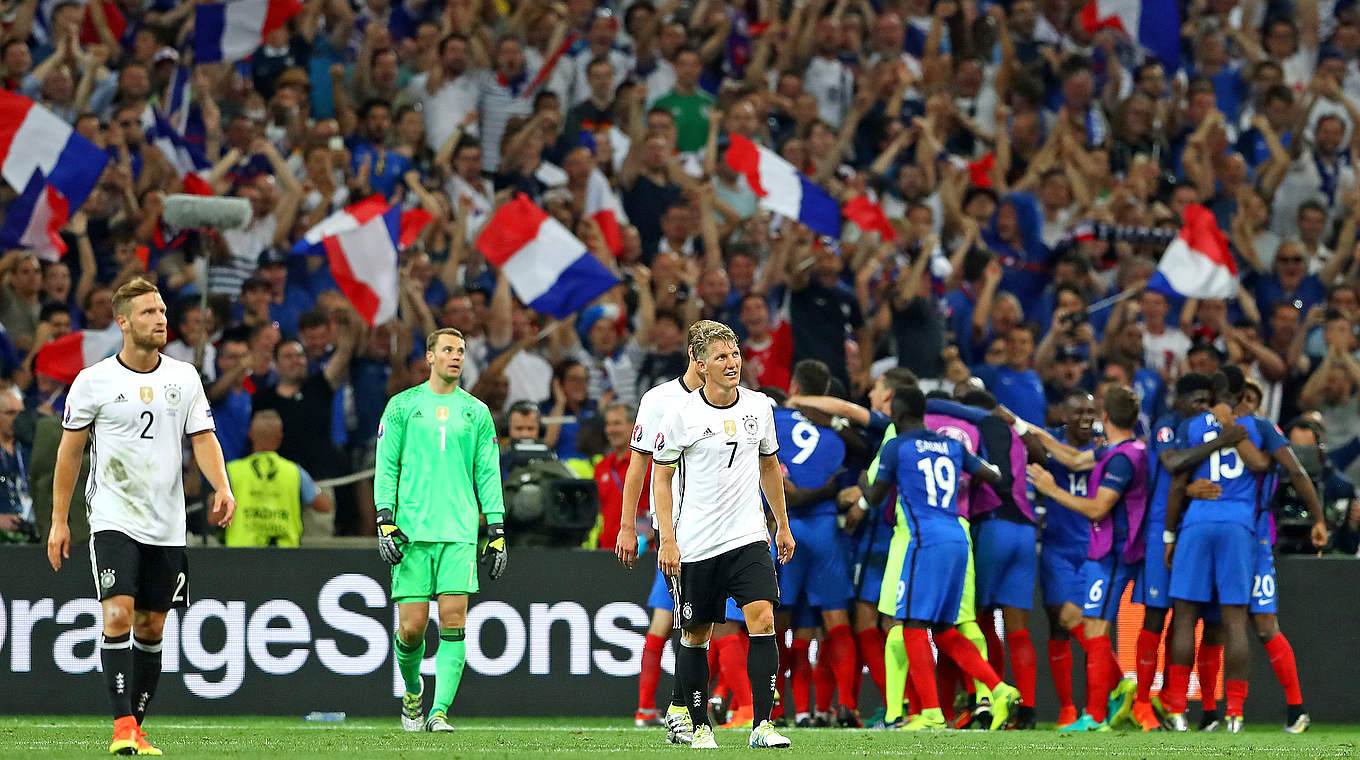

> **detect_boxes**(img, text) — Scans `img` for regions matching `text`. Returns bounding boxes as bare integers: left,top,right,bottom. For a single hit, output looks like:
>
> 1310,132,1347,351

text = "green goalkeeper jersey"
375,383,504,543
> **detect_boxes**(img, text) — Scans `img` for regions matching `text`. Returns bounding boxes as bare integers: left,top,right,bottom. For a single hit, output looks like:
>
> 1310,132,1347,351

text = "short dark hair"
298,309,329,332
959,389,998,410
358,98,391,120
438,33,469,56
1298,199,1329,218
891,385,927,420
508,400,538,418
791,359,832,396
1103,385,1140,429
39,302,71,323
880,367,919,391
1175,372,1214,397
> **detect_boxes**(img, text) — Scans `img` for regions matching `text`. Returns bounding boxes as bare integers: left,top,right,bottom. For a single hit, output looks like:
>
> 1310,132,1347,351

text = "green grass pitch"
4,717,1357,758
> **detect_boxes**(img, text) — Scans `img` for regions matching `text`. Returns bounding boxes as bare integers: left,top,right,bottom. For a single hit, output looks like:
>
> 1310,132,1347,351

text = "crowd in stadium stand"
0,0,1358,547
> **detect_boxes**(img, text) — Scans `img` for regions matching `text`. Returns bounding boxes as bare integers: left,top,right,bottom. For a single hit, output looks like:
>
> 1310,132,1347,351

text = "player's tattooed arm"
1159,421,1248,474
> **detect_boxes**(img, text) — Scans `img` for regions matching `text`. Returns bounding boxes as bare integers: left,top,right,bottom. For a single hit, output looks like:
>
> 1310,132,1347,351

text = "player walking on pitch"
652,322,795,749
47,277,236,756
375,327,508,732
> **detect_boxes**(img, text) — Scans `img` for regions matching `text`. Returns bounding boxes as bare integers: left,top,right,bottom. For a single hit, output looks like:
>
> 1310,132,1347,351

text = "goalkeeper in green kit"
374,327,508,732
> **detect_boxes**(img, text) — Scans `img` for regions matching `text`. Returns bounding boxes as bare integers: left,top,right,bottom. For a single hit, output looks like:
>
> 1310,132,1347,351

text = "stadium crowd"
3,0,1356,548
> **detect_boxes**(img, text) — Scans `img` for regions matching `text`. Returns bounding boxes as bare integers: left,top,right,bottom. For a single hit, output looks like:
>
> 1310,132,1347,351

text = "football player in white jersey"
614,320,709,741
46,278,236,756
653,321,795,749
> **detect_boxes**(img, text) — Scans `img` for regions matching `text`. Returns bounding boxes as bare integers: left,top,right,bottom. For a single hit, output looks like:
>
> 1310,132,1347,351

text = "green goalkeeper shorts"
391,541,479,601
877,516,977,625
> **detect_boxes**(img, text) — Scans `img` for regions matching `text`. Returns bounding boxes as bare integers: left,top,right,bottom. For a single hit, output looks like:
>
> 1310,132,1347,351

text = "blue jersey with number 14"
1183,412,1263,528
775,407,845,519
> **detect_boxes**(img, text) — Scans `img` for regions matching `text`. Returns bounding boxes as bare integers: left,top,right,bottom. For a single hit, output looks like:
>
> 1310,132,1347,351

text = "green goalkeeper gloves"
481,522,508,580
376,509,409,565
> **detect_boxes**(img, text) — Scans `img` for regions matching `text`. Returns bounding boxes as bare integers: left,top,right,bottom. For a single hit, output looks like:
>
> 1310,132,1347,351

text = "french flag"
842,196,897,241
142,107,213,195
0,170,69,260
477,193,620,319
194,0,303,63
584,168,627,256
292,195,428,256
36,329,123,385
1080,0,1180,72
320,206,412,326
1148,204,1238,299
724,134,840,238
0,91,107,214
165,65,194,134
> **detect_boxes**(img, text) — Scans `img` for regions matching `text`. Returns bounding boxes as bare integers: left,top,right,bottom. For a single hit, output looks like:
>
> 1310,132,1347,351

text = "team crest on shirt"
724,420,737,437
681,602,692,622
462,407,475,422
100,569,116,589
742,415,759,435
139,387,153,404
437,406,449,422
164,385,182,406
1156,426,1174,443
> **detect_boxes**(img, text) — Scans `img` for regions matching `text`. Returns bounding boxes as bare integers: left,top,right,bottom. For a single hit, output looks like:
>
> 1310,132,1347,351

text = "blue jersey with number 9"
876,429,985,545
774,407,845,518
1183,412,1263,528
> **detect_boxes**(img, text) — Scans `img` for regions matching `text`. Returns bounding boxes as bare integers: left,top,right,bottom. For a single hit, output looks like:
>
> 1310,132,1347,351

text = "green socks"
395,634,425,695
431,628,466,716
884,625,908,723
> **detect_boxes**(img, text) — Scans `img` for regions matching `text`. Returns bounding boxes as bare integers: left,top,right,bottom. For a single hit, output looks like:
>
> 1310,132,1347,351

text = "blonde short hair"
112,277,160,319
690,321,739,362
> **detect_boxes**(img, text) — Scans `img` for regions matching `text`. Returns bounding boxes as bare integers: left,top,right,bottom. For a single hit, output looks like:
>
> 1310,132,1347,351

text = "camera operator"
1286,417,1360,555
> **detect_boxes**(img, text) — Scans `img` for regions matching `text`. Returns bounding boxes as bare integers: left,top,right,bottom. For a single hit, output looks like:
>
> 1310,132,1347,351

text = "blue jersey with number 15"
1183,412,1263,528
774,407,845,519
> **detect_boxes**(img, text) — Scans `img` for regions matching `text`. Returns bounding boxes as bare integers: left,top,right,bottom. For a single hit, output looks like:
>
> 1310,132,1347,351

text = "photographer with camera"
1283,417,1360,556
500,400,601,548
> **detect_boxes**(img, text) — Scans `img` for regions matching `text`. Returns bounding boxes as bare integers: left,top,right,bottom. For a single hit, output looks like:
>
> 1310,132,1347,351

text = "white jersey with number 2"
62,354,215,546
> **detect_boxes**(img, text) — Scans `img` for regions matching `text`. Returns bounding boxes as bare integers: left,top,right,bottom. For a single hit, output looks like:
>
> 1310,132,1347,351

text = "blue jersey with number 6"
774,408,845,518
876,429,985,545
1183,412,1263,528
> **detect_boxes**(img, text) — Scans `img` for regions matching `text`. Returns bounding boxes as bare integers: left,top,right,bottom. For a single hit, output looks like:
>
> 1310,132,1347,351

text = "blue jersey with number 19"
875,429,985,546
1183,412,1263,528
774,407,845,518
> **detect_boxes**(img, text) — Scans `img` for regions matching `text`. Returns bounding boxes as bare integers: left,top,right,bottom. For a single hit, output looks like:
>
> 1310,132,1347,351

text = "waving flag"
36,329,123,385
842,196,897,241
724,134,840,238
1148,204,1237,299
0,169,69,260
1080,0,1180,72
0,91,107,212
165,65,194,134
292,195,428,256
194,0,303,63
142,107,213,195
477,194,620,319
584,168,627,256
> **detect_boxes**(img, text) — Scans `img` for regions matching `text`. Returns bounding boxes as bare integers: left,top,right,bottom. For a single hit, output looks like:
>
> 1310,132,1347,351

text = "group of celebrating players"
44,278,1326,753
615,318,1326,746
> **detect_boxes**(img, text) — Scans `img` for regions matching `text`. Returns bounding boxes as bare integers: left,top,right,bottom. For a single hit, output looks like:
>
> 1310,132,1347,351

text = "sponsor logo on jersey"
99,569,116,589
140,387,154,404
742,415,758,435
436,406,449,422
1157,426,1174,443
165,385,182,406
724,420,736,437
412,411,423,418
114,394,127,403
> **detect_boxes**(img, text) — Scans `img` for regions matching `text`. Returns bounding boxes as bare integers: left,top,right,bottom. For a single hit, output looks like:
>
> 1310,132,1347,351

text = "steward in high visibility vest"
225,410,331,547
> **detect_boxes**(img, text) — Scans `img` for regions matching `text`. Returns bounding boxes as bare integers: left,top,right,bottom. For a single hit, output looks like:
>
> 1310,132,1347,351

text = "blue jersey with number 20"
876,429,985,545
774,407,845,519
1184,412,1263,528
